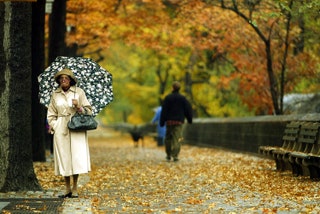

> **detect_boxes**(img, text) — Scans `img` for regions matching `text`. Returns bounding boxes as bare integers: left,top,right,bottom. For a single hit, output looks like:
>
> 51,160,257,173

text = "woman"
151,106,166,146
47,68,92,198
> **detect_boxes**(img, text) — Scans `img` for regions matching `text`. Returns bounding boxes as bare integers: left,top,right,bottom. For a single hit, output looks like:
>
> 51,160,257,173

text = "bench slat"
299,130,318,137
299,138,317,144
282,136,297,141
284,128,300,134
301,124,320,129
286,123,301,128
290,151,309,158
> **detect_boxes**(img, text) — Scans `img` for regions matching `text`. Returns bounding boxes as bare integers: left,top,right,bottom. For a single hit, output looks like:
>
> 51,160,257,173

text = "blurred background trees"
47,0,320,124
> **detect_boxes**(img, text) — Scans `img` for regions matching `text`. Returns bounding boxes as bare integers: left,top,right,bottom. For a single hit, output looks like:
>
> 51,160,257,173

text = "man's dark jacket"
160,91,192,127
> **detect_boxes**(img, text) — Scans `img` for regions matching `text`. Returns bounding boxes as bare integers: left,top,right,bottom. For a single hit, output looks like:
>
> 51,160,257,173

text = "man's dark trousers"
165,125,183,161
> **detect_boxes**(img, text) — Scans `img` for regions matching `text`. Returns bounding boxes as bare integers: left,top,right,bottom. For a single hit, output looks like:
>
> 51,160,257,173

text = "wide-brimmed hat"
54,68,77,84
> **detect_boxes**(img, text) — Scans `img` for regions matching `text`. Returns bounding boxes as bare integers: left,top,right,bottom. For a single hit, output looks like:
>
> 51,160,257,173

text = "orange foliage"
64,0,319,116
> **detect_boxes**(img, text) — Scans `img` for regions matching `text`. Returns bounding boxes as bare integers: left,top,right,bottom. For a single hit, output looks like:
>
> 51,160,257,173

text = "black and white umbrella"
38,56,113,116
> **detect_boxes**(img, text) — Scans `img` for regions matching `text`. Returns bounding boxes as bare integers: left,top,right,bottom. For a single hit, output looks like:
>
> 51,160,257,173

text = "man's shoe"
173,158,179,162
72,192,79,198
58,192,72,198
166,156,171,161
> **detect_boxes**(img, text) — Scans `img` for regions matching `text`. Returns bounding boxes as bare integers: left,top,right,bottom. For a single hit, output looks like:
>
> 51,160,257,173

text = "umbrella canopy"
38,56,113,116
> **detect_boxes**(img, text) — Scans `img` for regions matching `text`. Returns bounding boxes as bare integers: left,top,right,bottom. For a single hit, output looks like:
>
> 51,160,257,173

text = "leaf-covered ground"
34,128,320,213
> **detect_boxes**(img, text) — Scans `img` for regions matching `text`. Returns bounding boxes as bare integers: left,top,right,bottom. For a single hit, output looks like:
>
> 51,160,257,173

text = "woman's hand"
72,99,79,108
48,126,53,134
72,99,83,112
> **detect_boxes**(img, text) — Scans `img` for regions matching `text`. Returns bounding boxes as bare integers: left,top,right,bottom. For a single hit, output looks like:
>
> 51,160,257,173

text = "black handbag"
68,110,98,131
67,86,97,131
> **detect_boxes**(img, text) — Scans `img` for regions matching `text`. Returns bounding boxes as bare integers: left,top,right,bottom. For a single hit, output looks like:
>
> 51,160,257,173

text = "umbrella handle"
74,84,77,99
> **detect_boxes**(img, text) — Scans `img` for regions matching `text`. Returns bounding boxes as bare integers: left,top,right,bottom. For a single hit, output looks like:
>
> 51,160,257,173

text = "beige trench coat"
47,86,92,177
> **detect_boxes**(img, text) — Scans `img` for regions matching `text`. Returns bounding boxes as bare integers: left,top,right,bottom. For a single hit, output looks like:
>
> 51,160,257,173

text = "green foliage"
67,0,320,122
96,40,253,123
96,42,160,124
193,77,253,117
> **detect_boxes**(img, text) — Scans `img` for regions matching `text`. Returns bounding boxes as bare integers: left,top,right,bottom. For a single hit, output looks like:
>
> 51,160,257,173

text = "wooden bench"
260,120,320,180
287,122,320,177
301,141,320,179
258,121,301,171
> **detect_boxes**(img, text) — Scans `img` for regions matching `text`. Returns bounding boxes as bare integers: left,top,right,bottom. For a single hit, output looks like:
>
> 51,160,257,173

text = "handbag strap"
73,84,88,115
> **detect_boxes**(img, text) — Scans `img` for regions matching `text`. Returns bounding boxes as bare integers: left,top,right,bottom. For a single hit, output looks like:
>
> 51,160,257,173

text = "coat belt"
58,114,71,117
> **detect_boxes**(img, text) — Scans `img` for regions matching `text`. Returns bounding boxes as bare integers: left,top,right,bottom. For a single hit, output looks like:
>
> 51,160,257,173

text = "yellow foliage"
63,0,320,120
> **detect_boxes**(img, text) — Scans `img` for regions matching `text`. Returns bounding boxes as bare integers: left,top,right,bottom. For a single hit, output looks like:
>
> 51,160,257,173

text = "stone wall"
183,114,320,154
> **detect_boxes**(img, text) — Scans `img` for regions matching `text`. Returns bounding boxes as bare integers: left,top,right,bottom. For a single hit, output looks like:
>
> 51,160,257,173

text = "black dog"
129,126,144,147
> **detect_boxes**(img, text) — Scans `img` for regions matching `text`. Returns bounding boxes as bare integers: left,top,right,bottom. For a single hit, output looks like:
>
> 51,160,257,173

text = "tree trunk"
213,0,282,115
265,40,280,115
48,0,67,64
279,0,293,115
32,0,47,162
0,2,41,191
155,55,170,105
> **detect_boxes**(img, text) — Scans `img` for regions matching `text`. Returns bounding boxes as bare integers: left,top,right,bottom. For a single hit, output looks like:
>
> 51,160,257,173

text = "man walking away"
160,81,192,162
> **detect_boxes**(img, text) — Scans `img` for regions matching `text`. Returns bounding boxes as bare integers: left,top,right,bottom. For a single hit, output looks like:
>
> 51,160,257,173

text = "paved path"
1,128,320,213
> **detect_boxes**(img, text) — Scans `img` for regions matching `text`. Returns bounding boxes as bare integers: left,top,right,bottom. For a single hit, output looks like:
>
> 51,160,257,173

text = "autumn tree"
0,2,41,191
62,0,319,121
64,0,259,119
203,0,319,114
